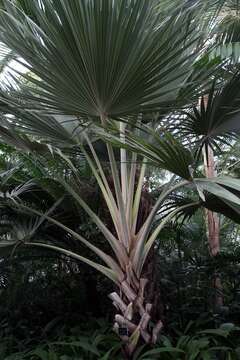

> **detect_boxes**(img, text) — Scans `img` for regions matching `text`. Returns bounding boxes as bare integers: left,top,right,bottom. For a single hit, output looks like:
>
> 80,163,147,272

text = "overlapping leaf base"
109,277,163,357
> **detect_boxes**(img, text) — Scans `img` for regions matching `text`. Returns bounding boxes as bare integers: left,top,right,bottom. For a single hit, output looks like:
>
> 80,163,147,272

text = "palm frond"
178,72,240,154
194,176,240,206
102,126,194,180
0,0,204,118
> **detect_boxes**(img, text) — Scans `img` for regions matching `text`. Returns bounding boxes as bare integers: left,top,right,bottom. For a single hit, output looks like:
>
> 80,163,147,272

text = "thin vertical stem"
132,179,188,273
101,115,130,251
80,144,121,239
203,145,220,256
126,152,137,230
131,160,146,236
83,133,119,216
120,121,128,207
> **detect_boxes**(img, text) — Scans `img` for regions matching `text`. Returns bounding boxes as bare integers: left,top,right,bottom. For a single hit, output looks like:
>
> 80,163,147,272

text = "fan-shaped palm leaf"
177,73,240,155
0,0,204,118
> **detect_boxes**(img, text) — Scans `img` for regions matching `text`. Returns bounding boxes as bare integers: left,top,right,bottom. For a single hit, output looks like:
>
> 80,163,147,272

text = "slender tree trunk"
203,146,220,256
203,145,223,308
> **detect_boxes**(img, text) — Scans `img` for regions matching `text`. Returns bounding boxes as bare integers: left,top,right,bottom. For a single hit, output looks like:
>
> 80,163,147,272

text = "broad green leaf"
139,347,185,359
194,179,240,206
53,340,100,356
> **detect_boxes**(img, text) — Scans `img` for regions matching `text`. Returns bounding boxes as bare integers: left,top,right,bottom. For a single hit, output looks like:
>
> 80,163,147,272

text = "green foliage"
137,324,240,359
0,320,240,359
0,0,205,117
0,319,122,360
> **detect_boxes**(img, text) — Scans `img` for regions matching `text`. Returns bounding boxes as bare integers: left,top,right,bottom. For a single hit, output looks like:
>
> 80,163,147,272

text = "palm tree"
0,0,240,357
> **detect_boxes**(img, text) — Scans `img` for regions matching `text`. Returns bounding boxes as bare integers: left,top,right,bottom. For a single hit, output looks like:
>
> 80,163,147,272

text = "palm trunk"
108,199,163,357
109,272,163,358
203,146,220,256
99,117,165,357
203,145,223,308
109,153,163,357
